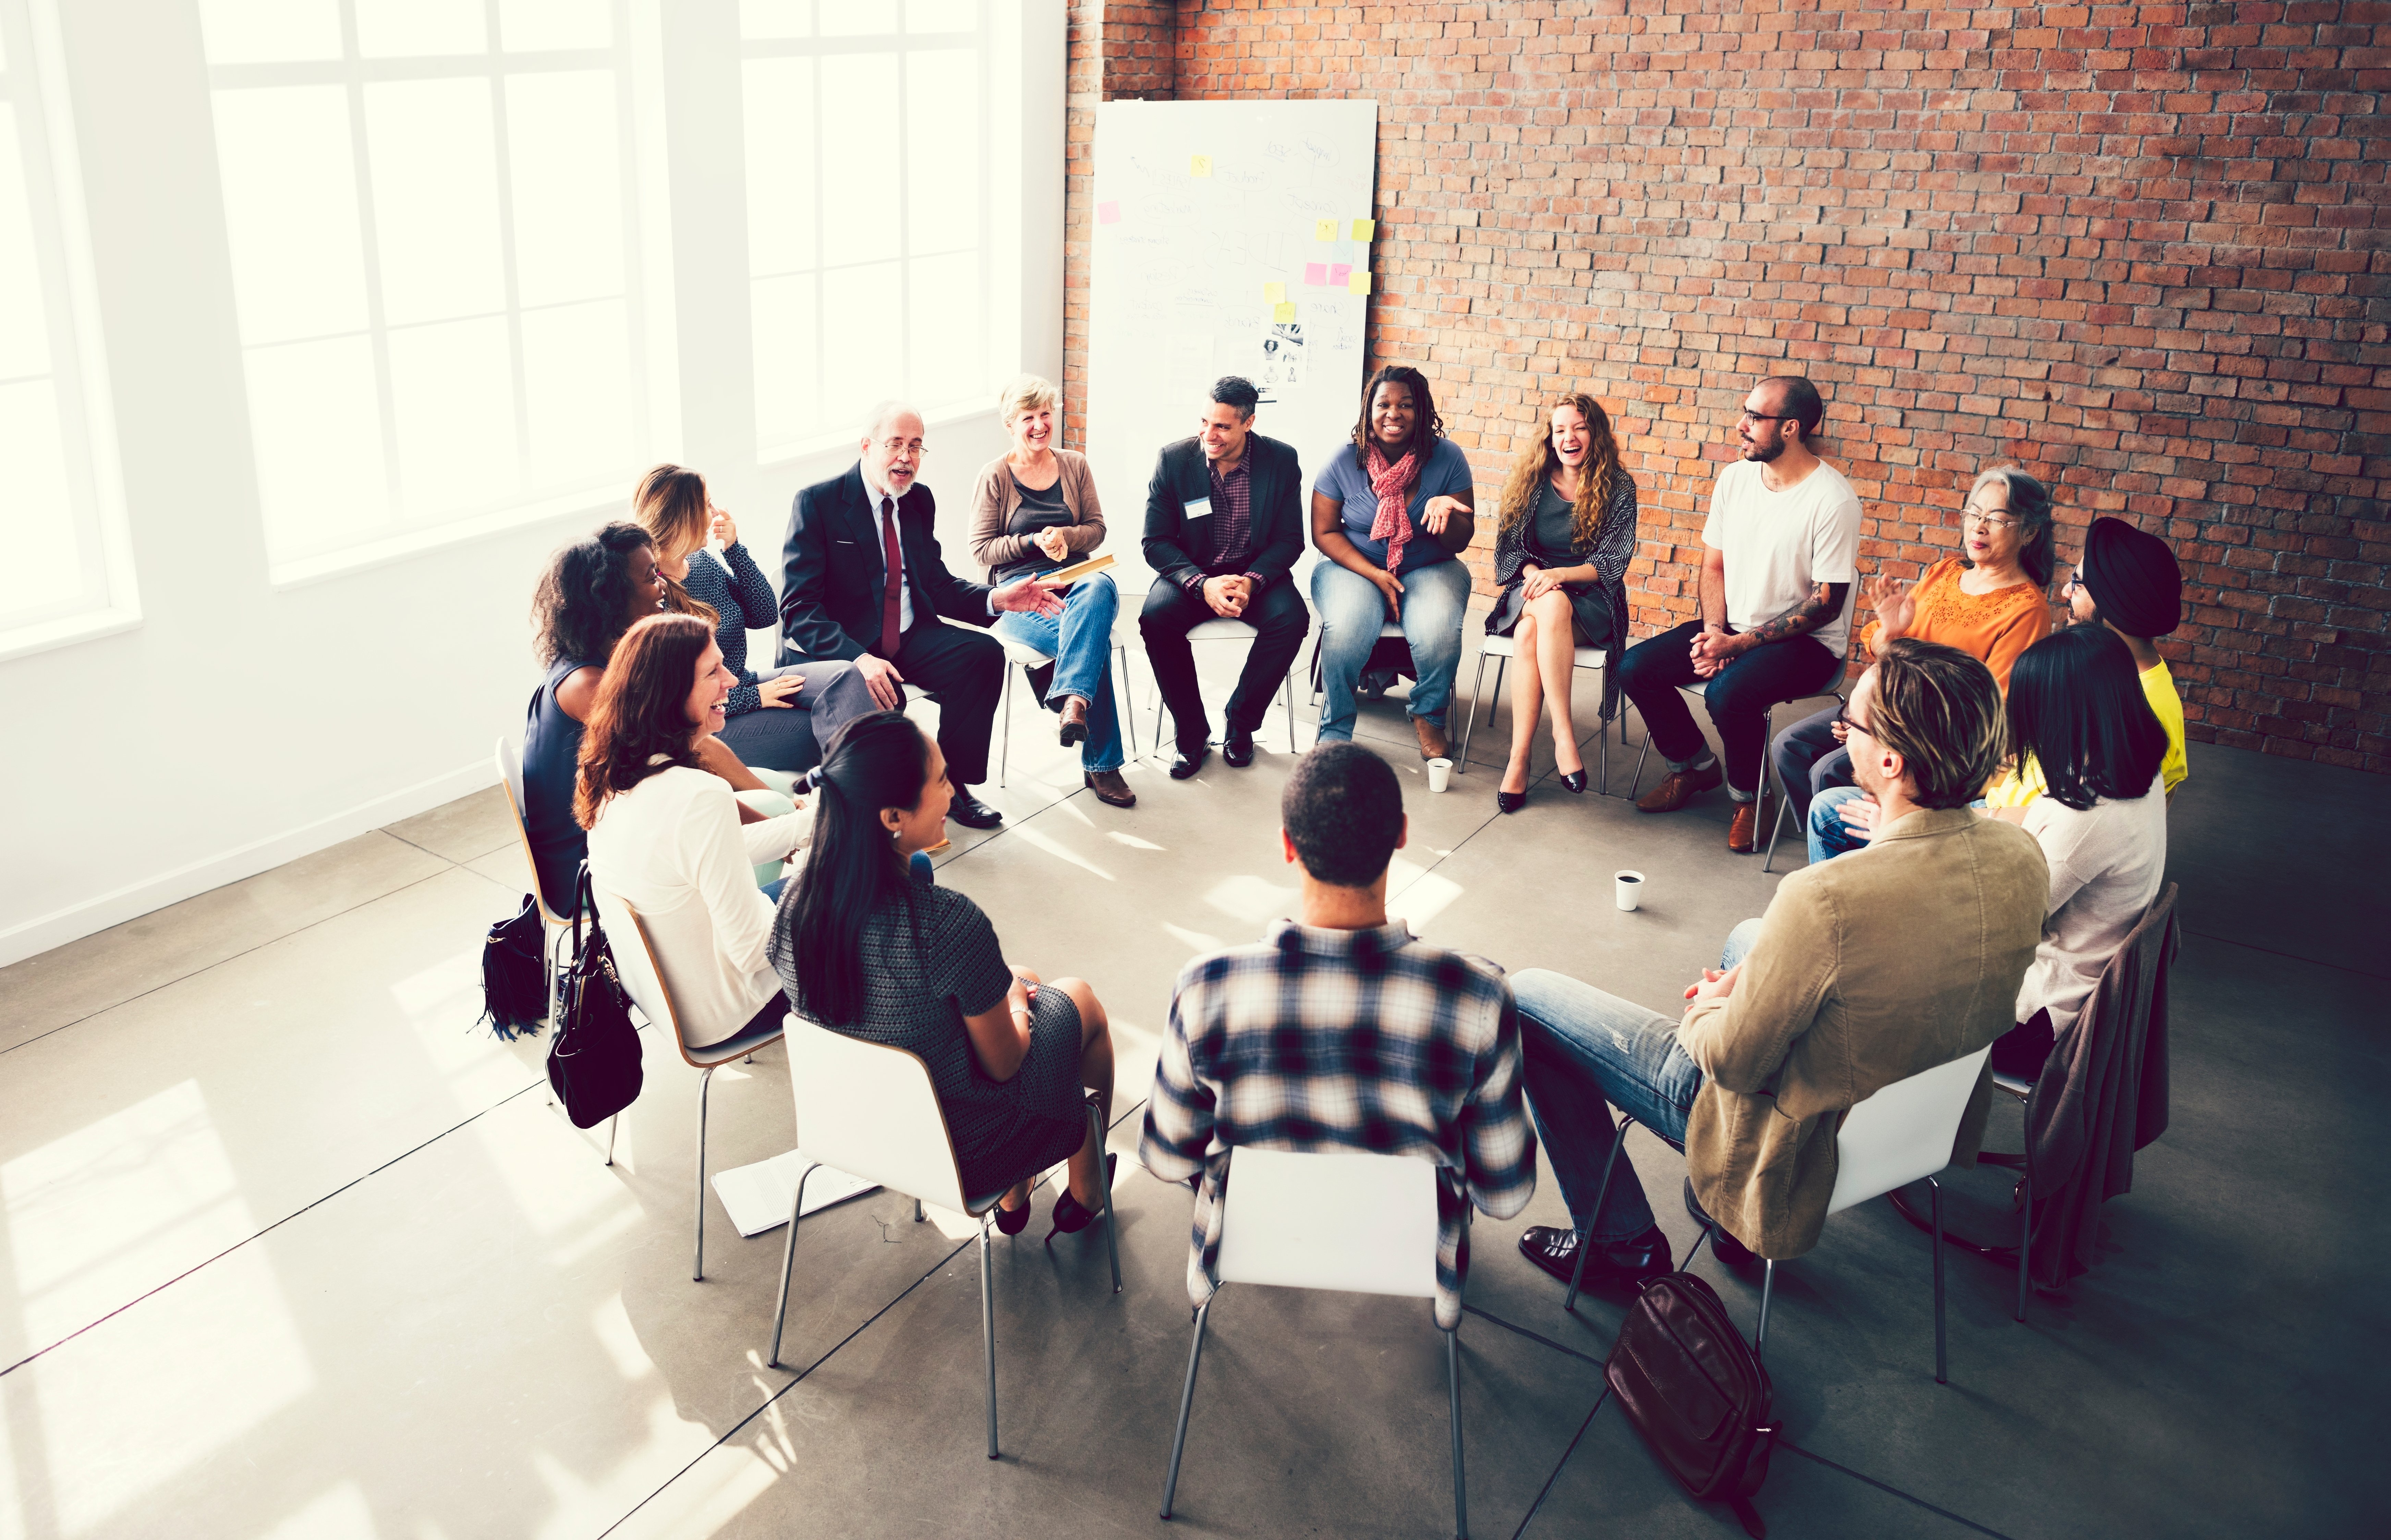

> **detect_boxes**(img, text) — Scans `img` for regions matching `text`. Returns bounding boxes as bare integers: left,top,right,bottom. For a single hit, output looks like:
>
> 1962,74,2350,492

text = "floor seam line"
2174,927,2388,979
1509,1384,1611,1540
0,1077,546,1380
1775,1441,2020,1539
0,864,468,1063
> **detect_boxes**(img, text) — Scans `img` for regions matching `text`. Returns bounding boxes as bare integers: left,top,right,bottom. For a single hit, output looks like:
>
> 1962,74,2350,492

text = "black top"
1528,477,1578,566
993,471,1073,585
522,656,600,915
776,463,994,664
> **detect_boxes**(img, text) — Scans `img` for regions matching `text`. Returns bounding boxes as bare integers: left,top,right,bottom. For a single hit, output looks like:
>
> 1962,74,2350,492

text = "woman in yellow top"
1772,463,2055,825
1981,515,2190,812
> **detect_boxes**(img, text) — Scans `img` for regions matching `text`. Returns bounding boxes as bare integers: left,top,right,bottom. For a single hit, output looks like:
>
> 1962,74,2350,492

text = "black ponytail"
769,713,931,1025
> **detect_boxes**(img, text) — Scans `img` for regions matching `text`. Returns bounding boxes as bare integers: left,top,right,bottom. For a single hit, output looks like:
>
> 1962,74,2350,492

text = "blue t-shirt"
1313,437,1474,574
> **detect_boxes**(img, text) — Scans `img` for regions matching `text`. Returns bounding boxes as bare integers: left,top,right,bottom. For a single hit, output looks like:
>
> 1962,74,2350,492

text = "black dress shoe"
994,1198,1030,1236
1558,768,1588,794
1169,744,1209,780
1046,1154,1117,1243
1497,789,1527,814
1685,1178,1759,1269
948,790,1004,829
1222,728,1255,767
1518,1224,1673,1295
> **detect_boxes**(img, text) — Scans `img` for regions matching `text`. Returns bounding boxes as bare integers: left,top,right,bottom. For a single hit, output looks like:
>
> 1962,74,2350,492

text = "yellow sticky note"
1348,271,1372,295
1274,302,1296,323
1190,155,1212,177
1352,218,1375,241
1314,218,1338,241
1263,282,1286,304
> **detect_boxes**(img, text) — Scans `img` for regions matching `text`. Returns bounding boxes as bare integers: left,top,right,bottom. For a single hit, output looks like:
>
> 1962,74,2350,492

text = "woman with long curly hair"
1485,393,1639,813
577,614,810,1050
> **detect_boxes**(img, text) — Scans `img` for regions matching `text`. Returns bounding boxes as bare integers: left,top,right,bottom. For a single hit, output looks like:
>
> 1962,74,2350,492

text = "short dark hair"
1765,375,1824,440
1210,375,1260,420
2005,624,2168,812
1281,742,1403,887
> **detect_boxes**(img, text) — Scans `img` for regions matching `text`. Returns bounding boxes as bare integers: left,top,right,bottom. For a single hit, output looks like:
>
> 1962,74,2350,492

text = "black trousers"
1616,619,1842,795
790,620,1003,787
1138,578,1310,748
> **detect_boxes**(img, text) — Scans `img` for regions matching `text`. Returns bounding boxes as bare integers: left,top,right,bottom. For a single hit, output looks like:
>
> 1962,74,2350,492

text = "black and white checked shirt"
1139,919,1536,1329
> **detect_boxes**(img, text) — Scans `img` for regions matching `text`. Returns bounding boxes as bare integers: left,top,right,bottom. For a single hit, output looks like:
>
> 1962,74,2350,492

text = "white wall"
0,0,1065,966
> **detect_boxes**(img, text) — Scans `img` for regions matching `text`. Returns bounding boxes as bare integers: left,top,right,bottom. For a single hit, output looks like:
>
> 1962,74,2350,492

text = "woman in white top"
580,614,812,1050
1989,622,2170,1080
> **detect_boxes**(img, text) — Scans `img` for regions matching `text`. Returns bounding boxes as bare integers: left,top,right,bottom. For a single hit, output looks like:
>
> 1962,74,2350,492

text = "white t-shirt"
2014,775,2167,1038
1701,458,1865,658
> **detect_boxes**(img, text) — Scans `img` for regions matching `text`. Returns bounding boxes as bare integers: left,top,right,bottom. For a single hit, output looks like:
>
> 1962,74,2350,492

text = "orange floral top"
1858,557,2050,692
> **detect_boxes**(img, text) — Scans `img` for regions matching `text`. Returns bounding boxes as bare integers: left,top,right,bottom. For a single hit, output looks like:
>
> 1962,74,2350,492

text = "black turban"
2080,517,2182,637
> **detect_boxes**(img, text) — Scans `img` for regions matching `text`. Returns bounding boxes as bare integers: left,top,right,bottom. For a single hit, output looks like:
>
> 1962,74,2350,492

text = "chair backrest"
785,1015,972,1213
596,890,696,1057
1214,1147,1440,1299
1827,1045,1994,1215
495,737,568,927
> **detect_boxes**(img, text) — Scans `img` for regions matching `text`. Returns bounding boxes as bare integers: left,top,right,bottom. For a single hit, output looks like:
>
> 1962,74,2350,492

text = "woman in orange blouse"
1771,463,2055,821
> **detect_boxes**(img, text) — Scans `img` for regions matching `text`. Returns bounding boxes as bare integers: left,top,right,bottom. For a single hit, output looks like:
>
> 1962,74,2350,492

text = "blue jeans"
1309,556,1471,742
1513,919,1764,1242
1808,785,1872,865
992,573,1123,772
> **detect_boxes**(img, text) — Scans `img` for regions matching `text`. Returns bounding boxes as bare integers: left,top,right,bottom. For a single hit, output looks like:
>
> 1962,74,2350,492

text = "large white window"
742,0,994,460
202,0,676,583
0,0,135,658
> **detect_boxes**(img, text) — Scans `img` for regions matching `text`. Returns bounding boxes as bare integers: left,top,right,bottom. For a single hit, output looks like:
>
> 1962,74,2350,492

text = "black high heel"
1045,1153,1116,1242
1558,768,1588,794
1497,789,1527,814
994,1195,1031,1236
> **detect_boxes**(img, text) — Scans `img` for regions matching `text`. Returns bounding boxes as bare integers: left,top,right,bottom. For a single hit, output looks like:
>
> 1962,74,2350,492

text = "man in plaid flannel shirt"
1139,742,1536,1329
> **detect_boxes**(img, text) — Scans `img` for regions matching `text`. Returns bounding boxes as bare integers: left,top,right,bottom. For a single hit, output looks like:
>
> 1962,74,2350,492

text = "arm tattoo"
1741,582,1849,647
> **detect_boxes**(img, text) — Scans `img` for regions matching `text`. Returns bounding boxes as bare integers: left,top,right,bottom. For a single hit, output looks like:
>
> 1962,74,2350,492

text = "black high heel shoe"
994,1195,1031,1236
1045,1154,1117,1242
1558,767,1588,794
1497,788,1527,814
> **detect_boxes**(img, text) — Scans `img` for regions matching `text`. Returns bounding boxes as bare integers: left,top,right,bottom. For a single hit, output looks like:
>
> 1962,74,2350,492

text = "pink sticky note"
1304,262,1328,286
1329,263,1351,286
1098,201,1121,225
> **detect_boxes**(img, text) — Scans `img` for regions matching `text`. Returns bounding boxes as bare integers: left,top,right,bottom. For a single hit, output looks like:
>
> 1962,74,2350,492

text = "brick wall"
1062,1,2390,774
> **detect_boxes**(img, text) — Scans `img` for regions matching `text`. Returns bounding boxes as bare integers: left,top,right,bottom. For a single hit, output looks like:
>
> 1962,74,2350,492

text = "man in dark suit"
779,402,1062,829
1140,375,1310,779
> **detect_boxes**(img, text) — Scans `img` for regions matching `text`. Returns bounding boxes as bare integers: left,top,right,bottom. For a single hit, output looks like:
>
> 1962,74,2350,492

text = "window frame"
0,0,139,663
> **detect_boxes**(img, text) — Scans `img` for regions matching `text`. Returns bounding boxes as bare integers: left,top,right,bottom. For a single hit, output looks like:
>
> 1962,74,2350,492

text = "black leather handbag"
477,894,550,1040
545,868,643,1128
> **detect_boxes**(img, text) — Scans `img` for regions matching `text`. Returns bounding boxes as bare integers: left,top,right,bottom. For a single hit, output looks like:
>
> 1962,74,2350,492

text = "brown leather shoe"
1728,795,1768,853
1057,695,1090,748
1412,716,1449,760
1636,760,1722,812
1083,768,1137,808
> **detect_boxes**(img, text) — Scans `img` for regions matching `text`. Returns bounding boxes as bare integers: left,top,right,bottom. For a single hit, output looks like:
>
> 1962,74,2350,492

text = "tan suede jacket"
968,450,1105,579
1678,807,2049,1260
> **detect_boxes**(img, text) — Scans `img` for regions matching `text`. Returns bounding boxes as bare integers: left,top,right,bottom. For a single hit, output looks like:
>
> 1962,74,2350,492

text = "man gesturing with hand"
777,401,1061,831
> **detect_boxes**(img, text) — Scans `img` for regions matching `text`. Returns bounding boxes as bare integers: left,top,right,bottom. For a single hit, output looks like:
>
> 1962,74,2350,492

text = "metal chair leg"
997,663,1012,788
1447,1326,1469,1539
980,1211,999,1459
915,1197,925,1223
1114,642,1139,759
2016,1170,2032,1323
1456,651,1490,772
1755,1260,1774,1359
1089,1098,1122,1294
765,1162,818,1369
1930,1175,1948,1384
605,1113,618,1167
1565,1112,1635,1314
1282,671,1298,752
1629,731,1652,801
1160,1296,1214,1518
1761,788,1795,872
693,1066,714,1282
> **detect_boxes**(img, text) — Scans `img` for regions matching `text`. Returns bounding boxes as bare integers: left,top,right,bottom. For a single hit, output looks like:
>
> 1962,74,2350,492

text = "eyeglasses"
1738,410,1792,425
877,439,927,458
1962,505,2018,532
1834,701,1875,739
2061,575,2081,596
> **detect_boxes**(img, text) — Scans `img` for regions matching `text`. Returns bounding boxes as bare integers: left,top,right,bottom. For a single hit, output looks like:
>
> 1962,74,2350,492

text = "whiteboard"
1086,100,1379,591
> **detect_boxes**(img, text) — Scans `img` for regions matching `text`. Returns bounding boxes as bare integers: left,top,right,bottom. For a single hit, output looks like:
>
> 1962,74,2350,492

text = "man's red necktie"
877,495,903,659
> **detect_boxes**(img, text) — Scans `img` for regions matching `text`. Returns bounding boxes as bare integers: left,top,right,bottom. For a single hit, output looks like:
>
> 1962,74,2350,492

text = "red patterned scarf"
1364,440,1420,572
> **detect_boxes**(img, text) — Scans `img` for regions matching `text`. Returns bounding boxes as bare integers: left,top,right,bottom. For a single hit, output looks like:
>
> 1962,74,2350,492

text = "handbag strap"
571,863,598,962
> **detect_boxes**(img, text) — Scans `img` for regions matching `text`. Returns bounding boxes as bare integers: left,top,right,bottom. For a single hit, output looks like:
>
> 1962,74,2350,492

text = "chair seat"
1479,631,1604,668
683,1009,789,1069
1186,617,1262,641
998,636,1056,668
1991,1069,2034,1102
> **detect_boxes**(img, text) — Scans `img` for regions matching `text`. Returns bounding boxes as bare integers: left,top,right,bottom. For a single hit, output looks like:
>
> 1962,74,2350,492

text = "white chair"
600,892,789,1283
1159,1148,1470,1537
1453,631,1615,794
1567,1045,1993,1386
768,1016,1118,1459
993,629,1142,787
1146,615,1303,758
1626,685,1843,865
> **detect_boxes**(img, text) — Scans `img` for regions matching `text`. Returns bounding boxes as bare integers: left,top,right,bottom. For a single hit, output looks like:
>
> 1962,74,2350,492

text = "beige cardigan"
968,450,1105,580
1678,807,2049,1259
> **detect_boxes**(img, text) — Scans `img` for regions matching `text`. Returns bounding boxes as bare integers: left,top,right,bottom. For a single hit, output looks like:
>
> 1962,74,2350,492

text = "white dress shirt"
863,467,1000,636
585,765,809,1050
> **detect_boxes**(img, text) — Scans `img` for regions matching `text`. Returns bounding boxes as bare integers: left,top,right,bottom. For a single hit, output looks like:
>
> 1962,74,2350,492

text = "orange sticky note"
1348,271,1372,295
1190,155,1213,177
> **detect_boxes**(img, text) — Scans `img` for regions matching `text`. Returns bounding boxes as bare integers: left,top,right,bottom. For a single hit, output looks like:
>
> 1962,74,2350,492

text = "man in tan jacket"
1512,639,2050,1293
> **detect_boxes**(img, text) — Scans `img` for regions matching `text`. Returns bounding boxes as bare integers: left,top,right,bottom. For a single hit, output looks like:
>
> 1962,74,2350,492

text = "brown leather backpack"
1606,1271,1780,1538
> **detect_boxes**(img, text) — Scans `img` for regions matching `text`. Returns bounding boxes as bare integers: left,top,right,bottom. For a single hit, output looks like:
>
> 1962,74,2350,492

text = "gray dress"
770,873,1085,1197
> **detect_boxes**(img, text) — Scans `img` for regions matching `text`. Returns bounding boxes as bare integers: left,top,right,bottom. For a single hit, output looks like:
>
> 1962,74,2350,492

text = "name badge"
1184,496,1213,522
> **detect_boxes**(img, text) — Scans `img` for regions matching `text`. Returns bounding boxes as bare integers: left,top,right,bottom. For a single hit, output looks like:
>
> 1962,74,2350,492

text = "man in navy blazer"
1140,376,1310,779
778,402,1061,829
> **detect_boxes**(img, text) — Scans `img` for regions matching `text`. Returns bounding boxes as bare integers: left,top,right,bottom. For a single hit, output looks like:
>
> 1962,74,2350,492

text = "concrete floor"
0,648,2381,1540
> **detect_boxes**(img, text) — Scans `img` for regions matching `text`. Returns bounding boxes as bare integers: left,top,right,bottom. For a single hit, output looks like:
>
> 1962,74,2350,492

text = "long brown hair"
631,463,719,626
1496,392,1622,550
573,613,715,829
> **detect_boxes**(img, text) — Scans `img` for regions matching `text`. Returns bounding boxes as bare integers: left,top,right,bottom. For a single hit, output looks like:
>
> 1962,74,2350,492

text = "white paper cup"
1614,870,1644,912
1426,757,1453,793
